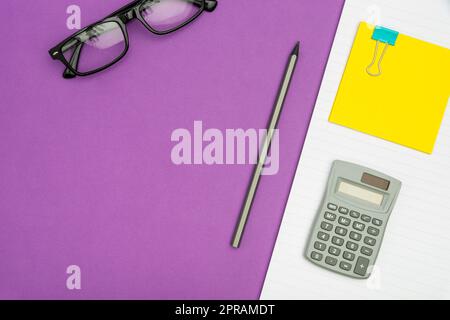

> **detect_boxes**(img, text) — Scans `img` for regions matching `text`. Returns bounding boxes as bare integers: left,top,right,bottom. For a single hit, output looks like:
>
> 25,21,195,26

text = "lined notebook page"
261,0,450,299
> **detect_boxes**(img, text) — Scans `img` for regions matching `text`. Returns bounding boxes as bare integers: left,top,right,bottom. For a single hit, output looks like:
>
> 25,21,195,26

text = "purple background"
0,0,343,299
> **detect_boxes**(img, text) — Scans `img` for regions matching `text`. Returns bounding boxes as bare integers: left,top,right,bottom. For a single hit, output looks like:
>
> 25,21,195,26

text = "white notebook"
261,0,450,299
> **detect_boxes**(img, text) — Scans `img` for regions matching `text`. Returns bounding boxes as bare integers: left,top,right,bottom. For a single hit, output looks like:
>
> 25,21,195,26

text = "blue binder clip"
366,26,399,77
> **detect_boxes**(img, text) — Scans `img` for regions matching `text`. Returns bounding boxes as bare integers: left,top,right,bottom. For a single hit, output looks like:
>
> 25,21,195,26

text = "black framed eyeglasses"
49,0,218,79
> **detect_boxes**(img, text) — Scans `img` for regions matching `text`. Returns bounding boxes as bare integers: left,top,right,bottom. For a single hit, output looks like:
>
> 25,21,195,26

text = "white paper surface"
261,0,450,299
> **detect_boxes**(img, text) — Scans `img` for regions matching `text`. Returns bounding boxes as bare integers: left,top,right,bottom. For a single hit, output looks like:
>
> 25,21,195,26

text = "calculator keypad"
372,218,383,226
335,226,347,236
308,202,385,278
343,251,355,261
329,246,341,256
311,251,323,261
324,212,336,221
338,207,348,214
349,231,362,241
349,210,360,218
321,222,333,231
332,236,344,246
361,246,373,256
338,216,351,226
352,221,365,231
346,241,358,251
325,256,337,266
364,236,376,246
318,231,329,241
367,227,379,236
354,256,370,276
327,203,338,211
314,241,326,251
339,261,352,271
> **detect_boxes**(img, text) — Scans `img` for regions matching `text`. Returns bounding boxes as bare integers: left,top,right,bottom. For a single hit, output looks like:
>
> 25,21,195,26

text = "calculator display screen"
338,181,383,205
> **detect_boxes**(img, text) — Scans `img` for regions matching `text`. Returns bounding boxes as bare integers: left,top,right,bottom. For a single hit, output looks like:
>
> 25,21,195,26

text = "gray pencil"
232,41,300,248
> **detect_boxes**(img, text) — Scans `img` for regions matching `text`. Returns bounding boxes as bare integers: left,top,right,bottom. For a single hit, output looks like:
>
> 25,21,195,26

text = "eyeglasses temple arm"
62,42,83,79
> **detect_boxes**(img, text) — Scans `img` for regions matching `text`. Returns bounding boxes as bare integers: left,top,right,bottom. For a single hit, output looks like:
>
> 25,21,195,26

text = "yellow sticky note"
329,22,450,154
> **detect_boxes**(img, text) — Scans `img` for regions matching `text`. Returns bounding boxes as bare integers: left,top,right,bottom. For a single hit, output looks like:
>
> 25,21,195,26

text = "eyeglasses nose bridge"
119,8,138,24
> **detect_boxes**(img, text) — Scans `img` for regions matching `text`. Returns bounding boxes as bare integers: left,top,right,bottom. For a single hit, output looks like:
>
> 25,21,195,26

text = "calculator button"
339,261,352,271
352,221,365,231
354,256,370,276
338,207,349,214
324,212,336,221
311,251,323,261
372,218,383,226
321,222,333,231
361,246,373,256
343,251,355,261
335,226,348,236
317,231,330,241
338,216,351,226
361,214,371,222
364,236,376,246
367,226,380,236
327,203,338,211
349,231,362,241
350,210,360,218
332,236,344,246
325,256,338,266
346,241,359,251
328,246,341,256
314,241,326,251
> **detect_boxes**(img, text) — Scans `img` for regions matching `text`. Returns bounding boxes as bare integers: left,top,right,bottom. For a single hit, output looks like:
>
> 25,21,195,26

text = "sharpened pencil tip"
292,41,300,56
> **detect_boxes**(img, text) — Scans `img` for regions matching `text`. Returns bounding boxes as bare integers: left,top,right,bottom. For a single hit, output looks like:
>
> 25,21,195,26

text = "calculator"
305,160,401,279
